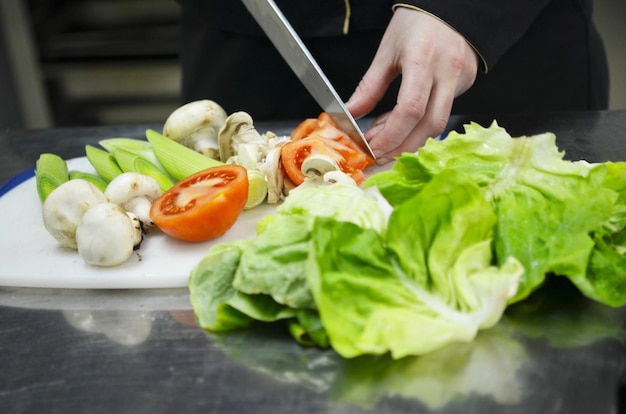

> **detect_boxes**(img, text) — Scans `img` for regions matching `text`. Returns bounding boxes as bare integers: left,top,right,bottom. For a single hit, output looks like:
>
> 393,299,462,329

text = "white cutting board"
0,157,276,289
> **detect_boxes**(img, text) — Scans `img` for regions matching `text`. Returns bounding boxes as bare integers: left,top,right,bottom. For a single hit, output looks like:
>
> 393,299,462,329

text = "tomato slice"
281,137,370,186
150,165,248,242
290,117,319,141
284,112,375,186
291,112,371,155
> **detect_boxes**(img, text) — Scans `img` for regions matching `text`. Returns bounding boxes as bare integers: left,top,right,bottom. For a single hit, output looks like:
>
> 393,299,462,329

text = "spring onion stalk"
235,143,270,209
68,170,108,192
145,129,223,181
244,169,268,209
85,145,123,183
99,138,165,173
35,153,70,203
146,129,271,209
112,147,174,192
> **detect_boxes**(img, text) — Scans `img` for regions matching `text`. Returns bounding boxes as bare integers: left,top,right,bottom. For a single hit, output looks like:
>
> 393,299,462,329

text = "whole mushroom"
104,172,163,229
162,99,228,159
42,179,108,249
76,202,143,267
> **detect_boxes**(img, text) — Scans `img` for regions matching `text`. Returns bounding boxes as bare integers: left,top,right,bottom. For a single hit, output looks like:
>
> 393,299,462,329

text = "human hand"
346,8,479,163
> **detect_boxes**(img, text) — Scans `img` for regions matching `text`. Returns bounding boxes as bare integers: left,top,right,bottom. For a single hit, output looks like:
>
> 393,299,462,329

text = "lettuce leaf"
189,238,302,332
189,182,388,348
277,182,388,234
190,174,522,358
307,171,523,358
366,121,626,306
189,120,626,360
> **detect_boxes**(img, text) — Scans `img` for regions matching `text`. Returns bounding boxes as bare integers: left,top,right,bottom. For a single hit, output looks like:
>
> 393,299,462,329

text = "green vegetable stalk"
35,153,70,202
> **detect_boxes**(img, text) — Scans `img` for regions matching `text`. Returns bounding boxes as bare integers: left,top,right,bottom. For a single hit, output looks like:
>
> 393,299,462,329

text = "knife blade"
241,0,376,159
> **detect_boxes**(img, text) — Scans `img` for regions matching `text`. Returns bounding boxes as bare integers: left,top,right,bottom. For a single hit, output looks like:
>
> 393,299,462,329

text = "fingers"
366,59,434,156
345,55,399,120
360,9,478,160
369,66,456,161
370,98,453,164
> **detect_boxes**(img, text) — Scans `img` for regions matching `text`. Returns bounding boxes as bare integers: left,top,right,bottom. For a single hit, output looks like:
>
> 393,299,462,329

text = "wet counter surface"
1,111,626,413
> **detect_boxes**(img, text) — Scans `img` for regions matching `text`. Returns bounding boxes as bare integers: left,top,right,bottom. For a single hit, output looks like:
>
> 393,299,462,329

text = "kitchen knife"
241,0,376,159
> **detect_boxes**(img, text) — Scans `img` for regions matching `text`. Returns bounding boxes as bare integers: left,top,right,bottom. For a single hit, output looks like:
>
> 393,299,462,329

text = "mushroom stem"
124,197,154,228
126,212,144,248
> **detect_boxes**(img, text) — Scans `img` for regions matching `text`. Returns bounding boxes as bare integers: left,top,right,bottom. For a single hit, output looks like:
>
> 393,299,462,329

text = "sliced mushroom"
163,100,227,159
301,154,340,179
323,171,357,186
104,172,163,229
218,111,265,162
236,142,261,169
259,146,284,204
76,202,142,267
42,179,108,249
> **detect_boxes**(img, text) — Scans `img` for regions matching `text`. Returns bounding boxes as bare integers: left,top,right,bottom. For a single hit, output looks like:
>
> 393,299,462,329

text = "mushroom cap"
76,202,139,267
163,99,228,141
105,172,162,204
163,100,227,158
104,172,162,225
42,179,108,249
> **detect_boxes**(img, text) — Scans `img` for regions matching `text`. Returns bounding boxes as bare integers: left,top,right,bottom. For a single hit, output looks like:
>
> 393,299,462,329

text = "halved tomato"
150,165,248,242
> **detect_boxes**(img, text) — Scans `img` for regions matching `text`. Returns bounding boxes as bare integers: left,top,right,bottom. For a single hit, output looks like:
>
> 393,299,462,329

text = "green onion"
68,170,108,192
112,147,174,192
145,129,223,181
85,145,123,183
35,153,69,203
99,137,164,172
244,169,268,210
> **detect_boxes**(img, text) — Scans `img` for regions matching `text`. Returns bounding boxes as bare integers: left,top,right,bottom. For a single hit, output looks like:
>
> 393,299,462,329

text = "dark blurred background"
0,0,624,130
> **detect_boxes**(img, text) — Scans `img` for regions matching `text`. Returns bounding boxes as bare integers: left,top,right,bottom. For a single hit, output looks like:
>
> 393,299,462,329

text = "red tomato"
281,137,371,186
291,112,371,155
284,112,375,186
150,165,248,242
290,117,319,141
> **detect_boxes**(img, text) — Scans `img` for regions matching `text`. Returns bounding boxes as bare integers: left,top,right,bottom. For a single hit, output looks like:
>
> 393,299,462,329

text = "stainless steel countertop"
1,112,626,413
